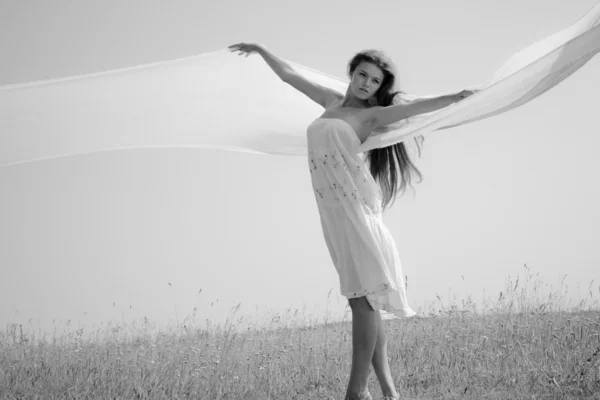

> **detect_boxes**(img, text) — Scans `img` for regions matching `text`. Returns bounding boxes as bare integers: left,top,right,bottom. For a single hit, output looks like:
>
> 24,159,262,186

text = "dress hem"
343,283,416,318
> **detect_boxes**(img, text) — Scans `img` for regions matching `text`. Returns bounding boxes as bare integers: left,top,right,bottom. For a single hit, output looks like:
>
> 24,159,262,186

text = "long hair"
347,49,423,210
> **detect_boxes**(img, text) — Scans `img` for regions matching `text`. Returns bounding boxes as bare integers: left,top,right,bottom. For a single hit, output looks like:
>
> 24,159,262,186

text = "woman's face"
350,62,384,101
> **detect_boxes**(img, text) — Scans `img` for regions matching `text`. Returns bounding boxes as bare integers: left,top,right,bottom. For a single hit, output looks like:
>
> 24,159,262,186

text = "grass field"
2,271,599,400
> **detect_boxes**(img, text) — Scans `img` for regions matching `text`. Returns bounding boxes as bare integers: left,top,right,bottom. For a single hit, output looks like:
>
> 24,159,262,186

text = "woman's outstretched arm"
229,43,340,108
229,43,295,81
369,90,477,127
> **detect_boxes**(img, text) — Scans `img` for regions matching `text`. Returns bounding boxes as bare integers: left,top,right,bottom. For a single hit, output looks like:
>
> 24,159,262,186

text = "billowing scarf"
1,3,599,167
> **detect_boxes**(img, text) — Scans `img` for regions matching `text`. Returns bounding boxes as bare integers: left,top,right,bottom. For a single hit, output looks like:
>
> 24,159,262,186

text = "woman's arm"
229,43,340,108
369,90,476,127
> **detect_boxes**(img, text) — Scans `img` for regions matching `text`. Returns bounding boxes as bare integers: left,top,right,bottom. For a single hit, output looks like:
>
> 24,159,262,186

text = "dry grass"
2,270,600,400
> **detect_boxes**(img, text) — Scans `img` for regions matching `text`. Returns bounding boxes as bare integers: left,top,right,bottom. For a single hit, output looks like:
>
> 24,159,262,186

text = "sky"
1,0,599,338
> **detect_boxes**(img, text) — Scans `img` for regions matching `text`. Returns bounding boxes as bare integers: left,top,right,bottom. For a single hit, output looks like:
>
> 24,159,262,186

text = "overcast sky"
1,0,599,337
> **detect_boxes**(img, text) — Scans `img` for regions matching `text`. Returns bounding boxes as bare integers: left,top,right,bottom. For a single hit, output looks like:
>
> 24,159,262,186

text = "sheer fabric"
1,4,599,167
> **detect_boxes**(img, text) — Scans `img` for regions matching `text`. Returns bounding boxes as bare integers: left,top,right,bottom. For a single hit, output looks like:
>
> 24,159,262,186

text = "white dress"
306,117,416,317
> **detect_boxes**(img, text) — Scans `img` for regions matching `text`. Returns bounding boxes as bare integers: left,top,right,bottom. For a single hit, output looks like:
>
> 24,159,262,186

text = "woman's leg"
345,296,378,400
371,313,399,399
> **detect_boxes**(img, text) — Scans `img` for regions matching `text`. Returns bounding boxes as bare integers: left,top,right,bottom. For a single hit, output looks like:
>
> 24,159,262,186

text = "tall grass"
2,269,599,400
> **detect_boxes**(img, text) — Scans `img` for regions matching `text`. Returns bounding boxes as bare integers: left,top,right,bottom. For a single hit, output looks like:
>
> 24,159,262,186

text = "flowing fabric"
1,4,600,167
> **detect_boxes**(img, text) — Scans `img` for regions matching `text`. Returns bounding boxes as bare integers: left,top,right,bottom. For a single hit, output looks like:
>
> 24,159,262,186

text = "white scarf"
1,3,599,167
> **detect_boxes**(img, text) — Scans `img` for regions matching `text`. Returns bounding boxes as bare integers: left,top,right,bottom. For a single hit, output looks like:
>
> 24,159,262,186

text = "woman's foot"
345,390,372,400
381,389,399,399
380,388,400,400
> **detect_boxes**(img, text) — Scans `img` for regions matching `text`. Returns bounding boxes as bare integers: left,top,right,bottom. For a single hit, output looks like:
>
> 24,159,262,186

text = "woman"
229,43,475,400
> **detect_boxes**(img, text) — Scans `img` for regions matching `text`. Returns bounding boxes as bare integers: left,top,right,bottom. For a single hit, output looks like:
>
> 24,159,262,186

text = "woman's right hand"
228,42,264,57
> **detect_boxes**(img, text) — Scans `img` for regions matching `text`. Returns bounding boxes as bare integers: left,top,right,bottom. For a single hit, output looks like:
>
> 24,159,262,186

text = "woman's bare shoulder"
325,93,344,108
359,106,383,126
